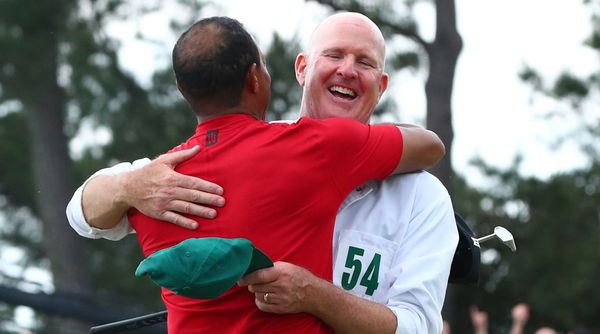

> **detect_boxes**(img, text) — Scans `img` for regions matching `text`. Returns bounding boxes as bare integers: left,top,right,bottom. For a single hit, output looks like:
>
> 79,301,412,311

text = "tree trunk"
426,1,468,332
425,0,462,191
23,0,94,330
25,62,93,297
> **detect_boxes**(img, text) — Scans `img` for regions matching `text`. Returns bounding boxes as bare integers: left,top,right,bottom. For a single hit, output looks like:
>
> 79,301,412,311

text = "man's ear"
246,63,260,94
176,81,185,97
294,53,307,87
378,72,389,100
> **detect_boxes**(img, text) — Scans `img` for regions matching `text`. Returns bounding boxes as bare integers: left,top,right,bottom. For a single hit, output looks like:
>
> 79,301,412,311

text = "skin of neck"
298,97,373,125
191,101,263,123
181,81,266,123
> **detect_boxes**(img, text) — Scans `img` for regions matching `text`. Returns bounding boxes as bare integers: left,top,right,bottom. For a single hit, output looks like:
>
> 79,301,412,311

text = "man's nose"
336,56,357,79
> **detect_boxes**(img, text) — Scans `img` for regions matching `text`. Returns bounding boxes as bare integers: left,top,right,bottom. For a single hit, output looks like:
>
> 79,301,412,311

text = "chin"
324,106,354,119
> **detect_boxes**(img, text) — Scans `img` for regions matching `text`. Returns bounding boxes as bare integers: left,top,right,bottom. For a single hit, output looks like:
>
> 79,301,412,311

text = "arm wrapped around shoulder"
393,125,445,174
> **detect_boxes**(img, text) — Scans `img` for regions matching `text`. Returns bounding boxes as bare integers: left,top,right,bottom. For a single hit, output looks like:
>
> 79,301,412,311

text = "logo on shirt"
206,130,219,147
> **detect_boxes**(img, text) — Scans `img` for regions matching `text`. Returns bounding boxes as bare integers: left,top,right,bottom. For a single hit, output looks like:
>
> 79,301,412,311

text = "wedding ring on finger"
263,292,270,304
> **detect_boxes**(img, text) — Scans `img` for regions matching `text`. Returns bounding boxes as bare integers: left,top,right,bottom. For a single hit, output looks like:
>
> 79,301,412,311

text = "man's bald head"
307,12,386,68
296,12,389,124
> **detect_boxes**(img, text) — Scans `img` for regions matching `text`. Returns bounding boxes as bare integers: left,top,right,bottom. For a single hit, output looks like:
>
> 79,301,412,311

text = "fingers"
245,282,276,294
160,145,201,166
160,211,199,230
174,174,224,196
238,266,279,286
261,292,273,304
254,294,284,313
155,202,216,230
157,147,224,196
256,292,277,306
253,292,296,314
168,199,218,219
157,160,224,197
167,187,225,208
158,186,225,220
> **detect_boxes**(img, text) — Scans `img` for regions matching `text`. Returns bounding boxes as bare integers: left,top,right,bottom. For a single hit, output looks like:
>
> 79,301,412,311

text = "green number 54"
341,246,381,296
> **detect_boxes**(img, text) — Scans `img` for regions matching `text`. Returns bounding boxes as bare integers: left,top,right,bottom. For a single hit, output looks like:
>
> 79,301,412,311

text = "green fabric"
135,237,273,299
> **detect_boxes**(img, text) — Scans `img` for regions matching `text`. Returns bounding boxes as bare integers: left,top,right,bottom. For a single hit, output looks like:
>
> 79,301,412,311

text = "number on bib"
340,246,381,296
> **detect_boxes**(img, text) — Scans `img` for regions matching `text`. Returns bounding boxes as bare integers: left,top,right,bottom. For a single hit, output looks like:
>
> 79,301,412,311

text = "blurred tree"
0,0,205,331
454,158,600,333
0,0,94,331
456,1,600,332
518,1,599,162
264,33,303,122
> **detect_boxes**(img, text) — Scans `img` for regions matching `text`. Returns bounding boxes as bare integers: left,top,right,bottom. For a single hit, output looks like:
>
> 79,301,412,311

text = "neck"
195,108,261,123
298,100,312,119
191,101,263,123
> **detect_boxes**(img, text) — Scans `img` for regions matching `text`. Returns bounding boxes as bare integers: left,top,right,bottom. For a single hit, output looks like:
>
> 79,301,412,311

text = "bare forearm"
392,124,445,174
308,278,396,334
82,174,130,229
509,303,529,334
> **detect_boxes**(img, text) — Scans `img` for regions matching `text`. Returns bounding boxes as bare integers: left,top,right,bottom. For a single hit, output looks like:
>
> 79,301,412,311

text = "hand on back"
121,146,225,229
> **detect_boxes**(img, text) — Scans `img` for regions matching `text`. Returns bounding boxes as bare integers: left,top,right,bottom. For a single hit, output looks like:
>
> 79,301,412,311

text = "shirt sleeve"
65,158,151,241
387,174,458,334
318,118,403,195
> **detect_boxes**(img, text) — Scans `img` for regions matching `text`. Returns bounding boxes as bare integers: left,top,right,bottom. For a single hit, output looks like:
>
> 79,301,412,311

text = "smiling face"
296,13,388,124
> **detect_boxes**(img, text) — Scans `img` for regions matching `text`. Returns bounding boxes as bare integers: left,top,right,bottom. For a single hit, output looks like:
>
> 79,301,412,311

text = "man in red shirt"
118,16,436,333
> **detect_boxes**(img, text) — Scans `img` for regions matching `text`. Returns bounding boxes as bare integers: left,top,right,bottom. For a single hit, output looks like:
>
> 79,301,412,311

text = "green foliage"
452,157,600,333
0,112,33,209
87,237,165,312
0,0,203,330
99,67,196,164
389,51,420,71
519,0,599,167
313,0,419,39
518,65,543,91
439,0,599,331
586,8,600,50
586,30,600,49
264,33,302,121
0,0,73,100
552,72,589,100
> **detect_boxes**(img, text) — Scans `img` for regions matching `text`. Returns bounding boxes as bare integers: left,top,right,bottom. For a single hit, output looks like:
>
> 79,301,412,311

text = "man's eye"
359,60,374,68
326,54,342,59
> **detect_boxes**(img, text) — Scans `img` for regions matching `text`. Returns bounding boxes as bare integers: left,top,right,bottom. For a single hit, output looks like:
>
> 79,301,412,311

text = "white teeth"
329,86,356,97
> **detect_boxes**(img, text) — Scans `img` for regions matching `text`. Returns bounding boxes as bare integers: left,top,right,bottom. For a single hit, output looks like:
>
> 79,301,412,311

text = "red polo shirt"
129,114,403,333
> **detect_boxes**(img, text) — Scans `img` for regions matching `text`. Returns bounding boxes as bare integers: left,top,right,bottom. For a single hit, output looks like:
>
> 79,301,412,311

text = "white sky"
452,0,596,183
110,0,597,185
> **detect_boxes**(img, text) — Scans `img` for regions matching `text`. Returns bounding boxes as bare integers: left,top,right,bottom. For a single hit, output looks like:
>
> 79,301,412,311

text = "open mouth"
329,85,357,100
